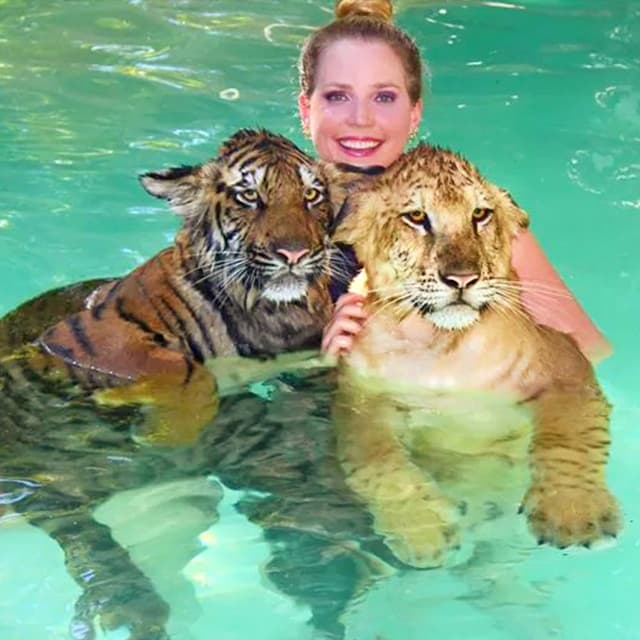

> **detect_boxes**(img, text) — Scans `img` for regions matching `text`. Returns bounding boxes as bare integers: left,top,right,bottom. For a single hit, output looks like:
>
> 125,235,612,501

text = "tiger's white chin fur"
428,304,480,330
262,276,308,304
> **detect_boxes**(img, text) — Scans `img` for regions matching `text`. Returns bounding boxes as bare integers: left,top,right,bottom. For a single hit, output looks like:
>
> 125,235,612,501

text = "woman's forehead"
316,39,407,86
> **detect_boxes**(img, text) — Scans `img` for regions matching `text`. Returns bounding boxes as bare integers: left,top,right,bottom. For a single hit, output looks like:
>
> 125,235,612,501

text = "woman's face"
299,39,422,168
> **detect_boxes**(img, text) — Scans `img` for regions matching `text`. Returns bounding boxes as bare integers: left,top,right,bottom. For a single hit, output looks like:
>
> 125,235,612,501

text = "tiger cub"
21,129,336,445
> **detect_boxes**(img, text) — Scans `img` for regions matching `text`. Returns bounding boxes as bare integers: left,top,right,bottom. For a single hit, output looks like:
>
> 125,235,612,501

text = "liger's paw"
375,494,465,569
522,483,621,549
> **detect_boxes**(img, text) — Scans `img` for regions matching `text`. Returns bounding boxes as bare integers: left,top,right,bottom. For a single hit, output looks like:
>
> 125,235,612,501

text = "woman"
297,0,611,362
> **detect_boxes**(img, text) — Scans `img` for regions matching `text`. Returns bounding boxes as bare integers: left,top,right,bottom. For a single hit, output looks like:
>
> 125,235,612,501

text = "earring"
408,127,419,144
302,121,311,139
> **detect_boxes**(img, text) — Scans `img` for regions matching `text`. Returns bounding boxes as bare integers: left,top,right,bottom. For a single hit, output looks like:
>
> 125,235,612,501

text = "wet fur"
0,129,346,638
29,129,336,445
331,144,620,568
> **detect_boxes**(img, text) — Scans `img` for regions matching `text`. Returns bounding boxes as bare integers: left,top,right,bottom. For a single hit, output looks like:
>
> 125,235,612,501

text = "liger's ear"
139,164,204,217
317,161,385,231
330,191,379,265
488,183,529,234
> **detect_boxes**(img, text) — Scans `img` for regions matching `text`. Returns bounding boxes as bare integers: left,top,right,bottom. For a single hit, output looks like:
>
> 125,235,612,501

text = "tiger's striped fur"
28,129,336,444
0,129,355,640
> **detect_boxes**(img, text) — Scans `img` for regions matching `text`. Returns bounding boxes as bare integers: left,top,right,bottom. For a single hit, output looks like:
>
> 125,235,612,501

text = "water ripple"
263,22,315,46
87,43,170,61
129,126,224,151
0,478,41,506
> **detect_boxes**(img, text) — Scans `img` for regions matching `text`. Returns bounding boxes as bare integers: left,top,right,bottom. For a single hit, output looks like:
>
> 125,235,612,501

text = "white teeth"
339,139,380,150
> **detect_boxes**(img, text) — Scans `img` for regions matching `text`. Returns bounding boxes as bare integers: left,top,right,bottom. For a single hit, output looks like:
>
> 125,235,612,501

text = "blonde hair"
335,0,393,20
298,0,422,104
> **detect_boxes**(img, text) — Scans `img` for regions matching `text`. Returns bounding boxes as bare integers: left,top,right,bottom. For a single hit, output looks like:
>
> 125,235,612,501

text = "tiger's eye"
303,187,322,204
235,188,261,207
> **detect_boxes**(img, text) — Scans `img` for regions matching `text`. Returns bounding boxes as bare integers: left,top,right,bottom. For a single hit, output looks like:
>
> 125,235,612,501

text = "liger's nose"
438,271,480,289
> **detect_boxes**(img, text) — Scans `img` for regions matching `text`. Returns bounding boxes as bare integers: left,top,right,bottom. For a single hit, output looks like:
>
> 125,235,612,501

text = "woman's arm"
512,229,612,363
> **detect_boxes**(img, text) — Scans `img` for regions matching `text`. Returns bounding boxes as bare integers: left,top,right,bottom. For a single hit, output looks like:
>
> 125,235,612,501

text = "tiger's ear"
140,165,205,217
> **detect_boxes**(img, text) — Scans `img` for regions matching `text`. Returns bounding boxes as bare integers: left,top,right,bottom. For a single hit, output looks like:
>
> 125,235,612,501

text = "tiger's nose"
276,248,309,264
438,271,480,289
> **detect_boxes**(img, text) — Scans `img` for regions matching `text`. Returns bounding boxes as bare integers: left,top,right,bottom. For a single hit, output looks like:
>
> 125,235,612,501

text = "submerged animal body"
0,128,345,639
0,356,369,640
331,143,620,569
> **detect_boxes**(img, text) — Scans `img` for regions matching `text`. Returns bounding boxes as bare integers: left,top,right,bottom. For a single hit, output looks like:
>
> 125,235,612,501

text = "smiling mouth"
337,138,382,155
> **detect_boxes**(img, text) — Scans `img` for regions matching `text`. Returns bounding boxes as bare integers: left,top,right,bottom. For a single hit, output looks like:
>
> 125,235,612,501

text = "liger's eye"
472,207,493,225
236,189,259,206
303,187,323,205
402,210,431,231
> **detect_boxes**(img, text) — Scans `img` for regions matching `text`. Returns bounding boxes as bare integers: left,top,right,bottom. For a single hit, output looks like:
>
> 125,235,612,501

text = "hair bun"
335,0,394,22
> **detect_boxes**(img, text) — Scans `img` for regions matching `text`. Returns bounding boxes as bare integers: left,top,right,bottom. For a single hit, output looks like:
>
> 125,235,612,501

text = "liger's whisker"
492,279,574,300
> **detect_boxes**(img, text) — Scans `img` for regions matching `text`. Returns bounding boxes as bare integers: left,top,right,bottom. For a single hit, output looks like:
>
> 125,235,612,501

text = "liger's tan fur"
330,144,620,568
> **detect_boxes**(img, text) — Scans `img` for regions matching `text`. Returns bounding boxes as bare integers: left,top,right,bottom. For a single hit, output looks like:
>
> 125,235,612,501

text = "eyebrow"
320,82,402,90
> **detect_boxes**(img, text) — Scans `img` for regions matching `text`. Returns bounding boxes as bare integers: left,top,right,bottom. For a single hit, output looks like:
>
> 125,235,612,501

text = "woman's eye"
375,91,397,103
472,207,493,225
324,91,348,103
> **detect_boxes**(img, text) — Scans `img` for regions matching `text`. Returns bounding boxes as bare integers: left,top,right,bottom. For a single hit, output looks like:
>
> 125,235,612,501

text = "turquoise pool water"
1,1,639,639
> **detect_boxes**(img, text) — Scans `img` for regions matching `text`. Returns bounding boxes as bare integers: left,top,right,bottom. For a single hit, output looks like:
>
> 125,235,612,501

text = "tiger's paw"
374,495,465,569
94,370,219,447
522,483,621,549
70,582,170,640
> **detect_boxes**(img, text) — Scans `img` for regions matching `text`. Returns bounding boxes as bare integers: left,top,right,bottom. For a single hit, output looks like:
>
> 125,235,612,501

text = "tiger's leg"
522,385,620,547
263,528,389,640
24,493,170,640
334,388,462,569
93,357,219,447
32,306,220,446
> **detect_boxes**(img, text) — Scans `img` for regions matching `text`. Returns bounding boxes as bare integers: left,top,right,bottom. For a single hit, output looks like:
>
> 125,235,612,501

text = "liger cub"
12,128,336,445
329,144,620,569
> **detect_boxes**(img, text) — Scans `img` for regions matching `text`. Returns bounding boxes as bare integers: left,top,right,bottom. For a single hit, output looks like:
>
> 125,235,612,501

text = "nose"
438,271,480,289
348,98,374,127
276,247,309,264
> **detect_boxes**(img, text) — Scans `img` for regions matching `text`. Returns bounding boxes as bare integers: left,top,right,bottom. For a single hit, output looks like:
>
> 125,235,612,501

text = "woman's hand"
321,292,368,358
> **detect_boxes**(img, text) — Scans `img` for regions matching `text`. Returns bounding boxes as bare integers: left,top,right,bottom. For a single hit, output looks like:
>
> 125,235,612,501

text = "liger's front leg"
334,385,463,568
522,384,620,548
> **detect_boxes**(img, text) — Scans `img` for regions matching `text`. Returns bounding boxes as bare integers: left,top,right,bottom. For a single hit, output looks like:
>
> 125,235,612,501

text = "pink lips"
336,137,383,158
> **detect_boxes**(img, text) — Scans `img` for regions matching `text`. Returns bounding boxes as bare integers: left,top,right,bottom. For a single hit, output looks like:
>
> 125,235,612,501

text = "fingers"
322,334,356,359
321,293,368,358
334,292,367,314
